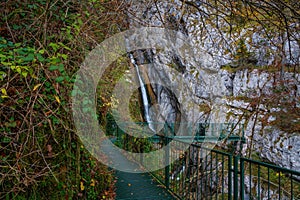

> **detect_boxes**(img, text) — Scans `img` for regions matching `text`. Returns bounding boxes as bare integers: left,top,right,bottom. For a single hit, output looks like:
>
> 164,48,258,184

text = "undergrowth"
0,0,127,199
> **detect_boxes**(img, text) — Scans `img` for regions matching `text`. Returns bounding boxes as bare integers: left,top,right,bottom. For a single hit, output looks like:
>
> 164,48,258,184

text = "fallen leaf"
54,95,61,104
90,179,95,187
33,83,42,91
1,88,7,95
60,166,67,173
47,144,53,157
80,181,85,191
45,110,52,116
1,88,8,98
47,144,52,152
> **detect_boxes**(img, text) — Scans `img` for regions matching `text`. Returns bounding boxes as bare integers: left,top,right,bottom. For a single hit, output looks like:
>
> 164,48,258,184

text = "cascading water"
129,54,156,133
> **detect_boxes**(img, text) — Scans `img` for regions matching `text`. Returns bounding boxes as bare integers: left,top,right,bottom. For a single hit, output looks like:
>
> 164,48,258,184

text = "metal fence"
239,157,300,200
112,122,245,143
110,122,300,200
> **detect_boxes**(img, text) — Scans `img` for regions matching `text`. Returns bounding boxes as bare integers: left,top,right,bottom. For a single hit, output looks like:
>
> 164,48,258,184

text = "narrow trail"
101,139,175,200
115,171,175,200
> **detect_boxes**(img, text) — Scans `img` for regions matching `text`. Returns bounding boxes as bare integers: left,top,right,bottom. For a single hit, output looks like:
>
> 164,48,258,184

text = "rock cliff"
126,0,300,171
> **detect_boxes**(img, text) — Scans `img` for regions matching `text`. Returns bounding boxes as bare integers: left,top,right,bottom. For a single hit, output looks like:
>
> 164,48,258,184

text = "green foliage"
0,0,126,199
0,37,34,79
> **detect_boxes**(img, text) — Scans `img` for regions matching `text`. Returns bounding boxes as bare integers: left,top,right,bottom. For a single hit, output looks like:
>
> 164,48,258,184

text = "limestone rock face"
126,0,300,171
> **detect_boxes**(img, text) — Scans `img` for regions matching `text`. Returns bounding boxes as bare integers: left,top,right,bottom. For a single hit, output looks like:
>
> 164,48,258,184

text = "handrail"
111,123,300,200
241,157,300,176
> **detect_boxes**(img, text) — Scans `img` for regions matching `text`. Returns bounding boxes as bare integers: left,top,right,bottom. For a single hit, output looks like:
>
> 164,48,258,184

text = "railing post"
116,124,118,139
164,136,170,189
240,158,244,200
233,156,239,200
140,144,143,164
228,155,232,200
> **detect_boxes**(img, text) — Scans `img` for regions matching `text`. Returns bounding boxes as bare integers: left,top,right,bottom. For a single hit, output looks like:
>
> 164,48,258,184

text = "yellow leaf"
90,179,95,187
33,84,42,91
1,88,7,96
1,95,9,99
54,95,61,104
31,74,38,79
80,181,85,191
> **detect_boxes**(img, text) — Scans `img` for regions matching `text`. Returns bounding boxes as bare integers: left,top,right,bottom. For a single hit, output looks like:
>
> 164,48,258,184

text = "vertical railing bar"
192,146,195,199
164,136,170,190
181,148,185,199
177,144,183,197
233,156,239,200
222,155,224,200
116,124,119,140
203,148,206,200
171,138,176,191
228,155,232,200
179,144,182,198
240,158,244,200
200,147,203,200
258,165,261,200
176,142,179,193
279,171,281,200
188,146,192,199
170,140,173,192
205,149,208,200
188,145,192,200
140,131,143,164
175,141,177,193
210,152,213,199
171,143,176,191
249,162,252,199
196,147,199,200
124,133,127,151
216,153,219,200
290,172,293,200
268,168,270,200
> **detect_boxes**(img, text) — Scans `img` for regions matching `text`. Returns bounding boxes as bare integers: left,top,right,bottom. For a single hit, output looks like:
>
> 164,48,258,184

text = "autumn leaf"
54,95,61,104
90,179,95,187
33,83,42,91
80,181,85,191
1,88,7,95
47,144,52,153
47,144,53,157
1,88,8,98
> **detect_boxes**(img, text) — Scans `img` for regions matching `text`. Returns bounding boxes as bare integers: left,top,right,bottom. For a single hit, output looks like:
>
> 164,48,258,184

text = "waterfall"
129,54,156,133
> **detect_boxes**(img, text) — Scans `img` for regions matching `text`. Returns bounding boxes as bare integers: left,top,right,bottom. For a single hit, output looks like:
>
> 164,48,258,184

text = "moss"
198,103,211,113
221,63,300,74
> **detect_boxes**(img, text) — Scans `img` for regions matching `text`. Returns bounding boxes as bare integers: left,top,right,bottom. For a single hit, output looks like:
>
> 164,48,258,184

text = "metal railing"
239,157,300,200
109,122,300,200
112,122,245,143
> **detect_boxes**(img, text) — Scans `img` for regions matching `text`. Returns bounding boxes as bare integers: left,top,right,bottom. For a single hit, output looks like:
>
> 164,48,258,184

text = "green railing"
109,122,300,200
239,157,300,200
112,122,245,143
